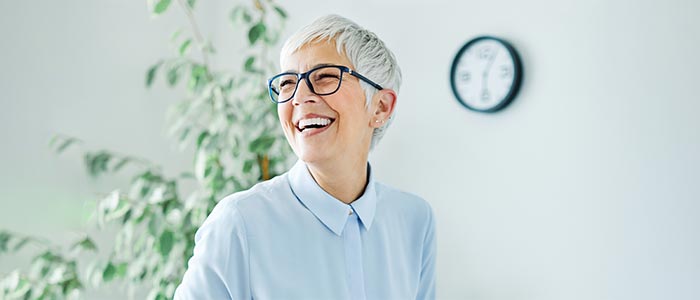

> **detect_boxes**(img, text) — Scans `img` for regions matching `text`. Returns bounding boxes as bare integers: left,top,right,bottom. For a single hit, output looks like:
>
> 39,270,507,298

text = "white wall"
0,1,192,298
2,0,699,299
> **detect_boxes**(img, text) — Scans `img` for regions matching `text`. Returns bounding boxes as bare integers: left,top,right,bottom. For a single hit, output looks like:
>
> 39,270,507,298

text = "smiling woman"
174,14,436,300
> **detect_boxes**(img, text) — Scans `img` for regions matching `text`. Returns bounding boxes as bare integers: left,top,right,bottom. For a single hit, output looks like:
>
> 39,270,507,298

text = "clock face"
450,36,522,112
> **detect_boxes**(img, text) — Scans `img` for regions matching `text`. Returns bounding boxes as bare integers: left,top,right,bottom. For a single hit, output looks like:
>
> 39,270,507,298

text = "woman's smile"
295,113,336,137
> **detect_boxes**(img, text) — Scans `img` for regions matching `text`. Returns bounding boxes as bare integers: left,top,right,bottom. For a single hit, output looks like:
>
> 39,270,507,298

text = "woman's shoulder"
216,173,290,212
373,181,435,238
374,181,433,216
194,175,290,239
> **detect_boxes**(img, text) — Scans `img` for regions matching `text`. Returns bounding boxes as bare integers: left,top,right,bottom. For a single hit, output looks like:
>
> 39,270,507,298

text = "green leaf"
224,77,234,90
146,62,161,87
148,217,161,236
248,135,276,154
231,137,241,157
179,127,191,142
248,22,266,45
49,136,81,154
12,237,31,251
112,157,131,172
226,112,236,124
71,237,97,252
243,159,254,173
0,231,11,252
106,199,130,220
149,292,168,300
61,278,82,295
244,56,256,72
170,29,183,42
57,138,77,153
167,65,181,86
135,205,152,224
203,156,216,178
186,0,196,9
34,250,61,264
115,262,127,277
273,6,287,19
84,151,112,177
228,7,242,25
188,64,209,91
103,262,116,282
158,230,175,258
205,134,220,151
196,131,209,150
179,39,192,56
242,11,252,23
153,0,172,14
7,277,30,298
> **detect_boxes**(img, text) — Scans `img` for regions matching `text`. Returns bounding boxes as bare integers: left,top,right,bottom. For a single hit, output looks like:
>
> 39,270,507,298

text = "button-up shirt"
174,160,436,300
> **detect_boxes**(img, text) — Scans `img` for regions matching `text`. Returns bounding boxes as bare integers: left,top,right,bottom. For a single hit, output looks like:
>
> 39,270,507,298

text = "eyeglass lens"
270,66,343,103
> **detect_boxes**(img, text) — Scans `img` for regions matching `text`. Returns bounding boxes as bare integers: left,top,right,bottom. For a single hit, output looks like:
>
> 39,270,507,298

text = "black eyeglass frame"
267,65,384,104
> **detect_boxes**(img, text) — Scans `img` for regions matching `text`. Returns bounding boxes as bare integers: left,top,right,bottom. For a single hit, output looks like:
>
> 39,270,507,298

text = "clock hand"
481,49,499,100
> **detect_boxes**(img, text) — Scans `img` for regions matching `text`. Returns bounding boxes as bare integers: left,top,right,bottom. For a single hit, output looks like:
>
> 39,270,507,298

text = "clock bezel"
449,36,523,113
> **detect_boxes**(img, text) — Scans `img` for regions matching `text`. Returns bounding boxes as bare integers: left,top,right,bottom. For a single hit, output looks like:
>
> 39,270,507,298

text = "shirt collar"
287,159,377,236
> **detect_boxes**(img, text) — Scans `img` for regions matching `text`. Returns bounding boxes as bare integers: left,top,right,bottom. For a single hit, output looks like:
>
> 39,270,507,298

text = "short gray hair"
280,14,402,150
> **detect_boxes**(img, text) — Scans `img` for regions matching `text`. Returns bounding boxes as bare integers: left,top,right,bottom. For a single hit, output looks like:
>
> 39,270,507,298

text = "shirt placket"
344,208,367,300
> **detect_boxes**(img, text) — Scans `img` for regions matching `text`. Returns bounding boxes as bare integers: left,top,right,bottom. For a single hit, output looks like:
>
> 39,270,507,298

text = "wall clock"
450,36,523,113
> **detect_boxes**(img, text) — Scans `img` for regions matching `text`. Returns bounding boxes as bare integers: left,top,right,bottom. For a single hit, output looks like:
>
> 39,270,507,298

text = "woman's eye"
314,73,340,81
280,79,296,87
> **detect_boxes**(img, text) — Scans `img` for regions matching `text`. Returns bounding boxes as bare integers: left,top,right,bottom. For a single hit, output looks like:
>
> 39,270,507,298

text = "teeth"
298,117,332,130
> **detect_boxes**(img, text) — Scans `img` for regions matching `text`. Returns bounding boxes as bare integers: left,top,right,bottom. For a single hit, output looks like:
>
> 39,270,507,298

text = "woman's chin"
293,137,333,163
296,150,330,165
294,144,339,165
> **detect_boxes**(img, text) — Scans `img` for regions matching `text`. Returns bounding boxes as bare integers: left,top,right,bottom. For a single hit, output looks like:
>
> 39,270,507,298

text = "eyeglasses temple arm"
348,70,384,91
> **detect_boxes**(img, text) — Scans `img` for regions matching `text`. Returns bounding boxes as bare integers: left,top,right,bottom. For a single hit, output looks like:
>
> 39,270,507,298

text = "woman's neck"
306,156,368,205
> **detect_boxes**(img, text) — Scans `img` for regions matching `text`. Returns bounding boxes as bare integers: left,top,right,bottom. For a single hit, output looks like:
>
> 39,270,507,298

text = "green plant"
0,0,291,298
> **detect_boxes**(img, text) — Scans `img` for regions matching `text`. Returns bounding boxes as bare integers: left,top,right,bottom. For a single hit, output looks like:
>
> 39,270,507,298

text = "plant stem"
257,154,270,180
176,0,210,69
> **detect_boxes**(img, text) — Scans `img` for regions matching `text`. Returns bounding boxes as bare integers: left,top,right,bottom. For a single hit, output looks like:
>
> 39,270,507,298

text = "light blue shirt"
174,160,436,300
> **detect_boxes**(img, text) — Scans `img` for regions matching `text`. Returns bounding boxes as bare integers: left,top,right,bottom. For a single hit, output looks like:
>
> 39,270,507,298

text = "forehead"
280,40,353,72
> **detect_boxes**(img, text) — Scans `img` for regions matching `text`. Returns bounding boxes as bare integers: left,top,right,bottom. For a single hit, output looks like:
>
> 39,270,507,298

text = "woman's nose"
291,78,318,106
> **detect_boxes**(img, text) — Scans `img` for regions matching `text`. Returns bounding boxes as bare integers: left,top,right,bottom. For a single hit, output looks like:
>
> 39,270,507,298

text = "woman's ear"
371,89,397,128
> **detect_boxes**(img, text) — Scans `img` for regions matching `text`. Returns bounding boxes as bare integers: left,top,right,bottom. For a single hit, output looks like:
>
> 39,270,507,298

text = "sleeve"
174,199,251,300
416,202,436,300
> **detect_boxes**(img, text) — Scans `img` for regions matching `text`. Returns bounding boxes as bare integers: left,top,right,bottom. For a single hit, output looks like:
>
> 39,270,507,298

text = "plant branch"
176,0,210,69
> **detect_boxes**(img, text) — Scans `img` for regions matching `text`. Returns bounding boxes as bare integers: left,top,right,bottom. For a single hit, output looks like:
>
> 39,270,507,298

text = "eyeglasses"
267,65,383,104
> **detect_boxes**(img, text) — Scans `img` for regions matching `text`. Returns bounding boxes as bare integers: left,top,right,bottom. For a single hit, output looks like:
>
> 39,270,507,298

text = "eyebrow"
282,63,337,74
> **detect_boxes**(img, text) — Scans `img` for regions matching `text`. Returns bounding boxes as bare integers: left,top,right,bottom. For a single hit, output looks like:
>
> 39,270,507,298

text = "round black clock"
450,36,523,113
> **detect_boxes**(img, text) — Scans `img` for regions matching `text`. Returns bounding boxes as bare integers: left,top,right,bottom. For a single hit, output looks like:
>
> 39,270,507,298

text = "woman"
175,14,436,300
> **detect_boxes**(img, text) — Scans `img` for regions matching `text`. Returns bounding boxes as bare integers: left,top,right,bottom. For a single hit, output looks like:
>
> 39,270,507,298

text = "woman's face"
277,41,376,165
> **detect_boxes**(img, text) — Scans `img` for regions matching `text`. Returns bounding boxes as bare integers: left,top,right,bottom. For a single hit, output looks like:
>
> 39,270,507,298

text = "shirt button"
348,210,353,215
